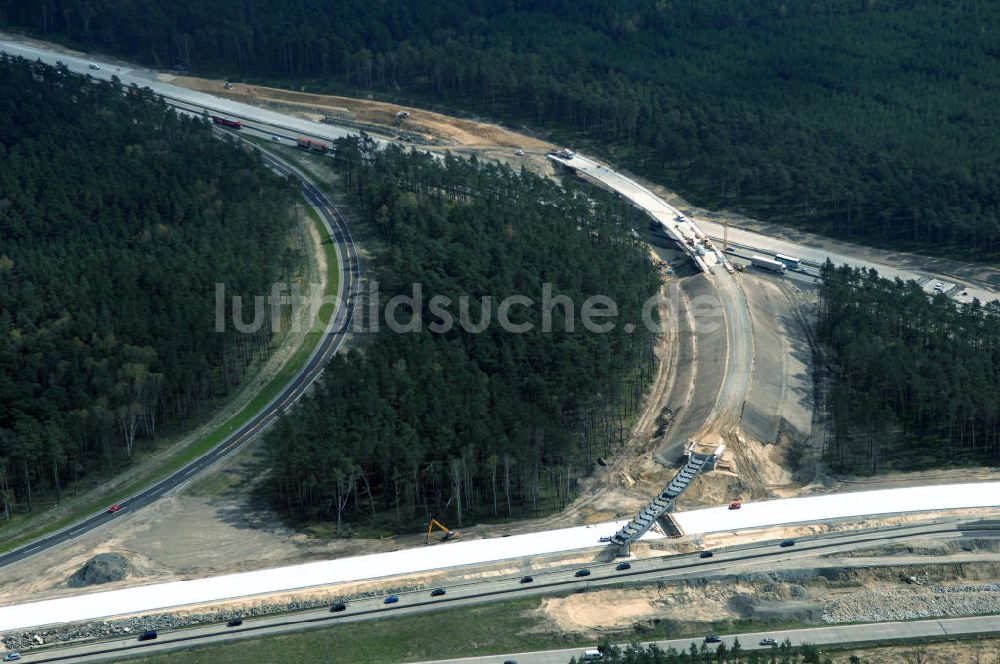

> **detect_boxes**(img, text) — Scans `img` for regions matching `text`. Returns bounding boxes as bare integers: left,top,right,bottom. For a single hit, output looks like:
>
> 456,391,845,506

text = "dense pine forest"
2,1,999,258
266,137,659,530
818,263,1000,474
0,56,297,520
573,641,832,664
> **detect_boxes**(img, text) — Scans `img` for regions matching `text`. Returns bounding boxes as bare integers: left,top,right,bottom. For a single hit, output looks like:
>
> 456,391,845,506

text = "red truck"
296,137,329,153
211,116,242,130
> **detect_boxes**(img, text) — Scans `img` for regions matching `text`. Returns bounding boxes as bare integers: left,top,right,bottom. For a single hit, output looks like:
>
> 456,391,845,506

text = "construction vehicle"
426,518,458,544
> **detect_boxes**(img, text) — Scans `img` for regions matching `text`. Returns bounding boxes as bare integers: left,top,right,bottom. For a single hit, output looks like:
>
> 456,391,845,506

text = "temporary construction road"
1,483,997,634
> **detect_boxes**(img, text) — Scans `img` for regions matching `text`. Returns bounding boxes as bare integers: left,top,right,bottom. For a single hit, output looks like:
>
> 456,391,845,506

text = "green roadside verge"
120,599,576,664
118,594,1000,664
0,184,341,555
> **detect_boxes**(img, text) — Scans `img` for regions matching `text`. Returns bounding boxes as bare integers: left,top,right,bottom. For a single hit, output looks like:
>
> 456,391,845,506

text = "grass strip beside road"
0,192,340,555
116,595,1000,664
120,599,583,664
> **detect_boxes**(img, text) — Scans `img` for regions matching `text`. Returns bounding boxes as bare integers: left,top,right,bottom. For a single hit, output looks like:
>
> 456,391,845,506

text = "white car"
88,63,101,70
515,149,525,156
270,135,282,142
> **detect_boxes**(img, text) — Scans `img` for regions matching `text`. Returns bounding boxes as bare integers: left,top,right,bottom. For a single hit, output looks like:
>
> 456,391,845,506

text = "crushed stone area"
822,583,1000,623
1,582,420,652
539,557,1000,637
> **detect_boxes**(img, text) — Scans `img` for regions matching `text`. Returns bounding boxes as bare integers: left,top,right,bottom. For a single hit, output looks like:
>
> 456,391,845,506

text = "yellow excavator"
425,518,459,545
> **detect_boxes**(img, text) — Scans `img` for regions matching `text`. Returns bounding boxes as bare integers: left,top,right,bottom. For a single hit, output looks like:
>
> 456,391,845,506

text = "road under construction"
2,35,1000,662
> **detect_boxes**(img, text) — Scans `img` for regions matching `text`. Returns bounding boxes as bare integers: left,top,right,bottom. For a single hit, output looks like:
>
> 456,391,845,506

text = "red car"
728,501,742,510
107,504,123,514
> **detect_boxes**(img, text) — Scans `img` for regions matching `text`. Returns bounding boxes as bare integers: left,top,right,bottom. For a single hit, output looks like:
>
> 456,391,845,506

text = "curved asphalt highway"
0,145,360,570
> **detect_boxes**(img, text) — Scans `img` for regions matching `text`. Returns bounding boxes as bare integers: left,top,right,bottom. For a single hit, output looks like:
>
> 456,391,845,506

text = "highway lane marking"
20,530,985,663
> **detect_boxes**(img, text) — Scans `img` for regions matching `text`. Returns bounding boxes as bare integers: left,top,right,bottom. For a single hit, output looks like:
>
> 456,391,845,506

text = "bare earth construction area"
2,37,1000,660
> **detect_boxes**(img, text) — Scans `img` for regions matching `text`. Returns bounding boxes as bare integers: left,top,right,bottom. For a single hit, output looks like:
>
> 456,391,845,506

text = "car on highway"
138,629,157,641
704,635,722,644
88,63,100,70
598,535,612,543
430,588,446,597
759,638,778,646
503,660,518,664
574,568,592,577
519,575,534,584
699,550,714,558
330,602,347,612
780,539,795,547
107,503,123,514
728,500,742,510
515,149,525,156
383,595,399,604
615,562,631,571
271,135,282,141
2,653,21,661
226,618,243,627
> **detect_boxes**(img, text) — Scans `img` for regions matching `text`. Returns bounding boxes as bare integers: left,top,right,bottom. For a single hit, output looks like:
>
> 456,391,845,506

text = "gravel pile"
67,553,132,588
822,583,1000,623
2,584,419,651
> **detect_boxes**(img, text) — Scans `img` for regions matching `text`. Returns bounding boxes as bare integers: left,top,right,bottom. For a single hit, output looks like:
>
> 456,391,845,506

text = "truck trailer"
296,137,329,153
211,116,242,130
750,255,787,274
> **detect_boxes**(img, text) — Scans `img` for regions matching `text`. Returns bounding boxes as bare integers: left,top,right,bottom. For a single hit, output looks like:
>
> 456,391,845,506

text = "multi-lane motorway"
3,35,1000,663
419,614,1000,664
9,519,997,662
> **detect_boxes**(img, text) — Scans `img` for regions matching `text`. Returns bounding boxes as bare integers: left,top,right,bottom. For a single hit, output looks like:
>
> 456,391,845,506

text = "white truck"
750,255,787,274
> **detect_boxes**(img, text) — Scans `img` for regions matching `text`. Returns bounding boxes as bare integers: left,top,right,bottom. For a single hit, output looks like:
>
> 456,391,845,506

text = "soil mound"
67,552,131,588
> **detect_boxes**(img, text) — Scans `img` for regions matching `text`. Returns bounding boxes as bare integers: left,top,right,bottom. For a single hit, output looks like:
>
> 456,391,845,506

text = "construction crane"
425,518,458,544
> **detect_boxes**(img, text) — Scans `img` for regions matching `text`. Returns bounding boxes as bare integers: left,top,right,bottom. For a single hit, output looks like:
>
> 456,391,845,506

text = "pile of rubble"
822,583,1000,623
